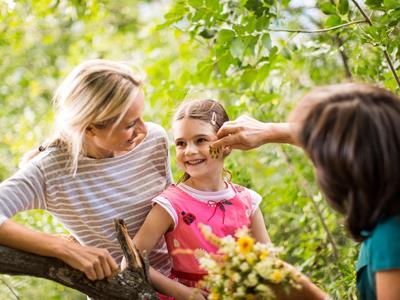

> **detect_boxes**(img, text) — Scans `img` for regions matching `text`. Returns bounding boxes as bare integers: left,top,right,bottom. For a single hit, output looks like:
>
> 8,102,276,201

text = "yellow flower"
237,236,254,255
246,252,257,265
259,249,270,260
270,270,283,283
209,291,220,300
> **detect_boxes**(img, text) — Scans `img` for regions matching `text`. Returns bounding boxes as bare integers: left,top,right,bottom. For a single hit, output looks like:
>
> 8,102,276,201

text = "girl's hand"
59,241,119,281
176,285,207,300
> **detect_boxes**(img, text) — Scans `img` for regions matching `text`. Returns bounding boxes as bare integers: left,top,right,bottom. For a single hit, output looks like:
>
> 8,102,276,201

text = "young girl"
213,83,400,300
132,99,270,299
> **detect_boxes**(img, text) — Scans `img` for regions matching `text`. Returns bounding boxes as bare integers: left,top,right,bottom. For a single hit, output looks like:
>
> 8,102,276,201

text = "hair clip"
211,111,217,126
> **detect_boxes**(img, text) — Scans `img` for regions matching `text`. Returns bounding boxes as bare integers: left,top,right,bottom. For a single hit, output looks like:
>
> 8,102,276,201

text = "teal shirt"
356,216,400,300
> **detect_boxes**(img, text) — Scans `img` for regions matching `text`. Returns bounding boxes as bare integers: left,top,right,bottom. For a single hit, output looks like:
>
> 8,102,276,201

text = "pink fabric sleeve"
245,188,262,216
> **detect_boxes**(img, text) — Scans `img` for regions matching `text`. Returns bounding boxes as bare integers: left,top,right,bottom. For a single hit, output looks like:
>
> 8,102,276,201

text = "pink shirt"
156,183,255,286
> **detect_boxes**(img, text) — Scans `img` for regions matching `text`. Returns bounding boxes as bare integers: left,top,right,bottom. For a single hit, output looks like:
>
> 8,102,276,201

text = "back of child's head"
294,83,400,241
173,99,229,133
52,59,143,173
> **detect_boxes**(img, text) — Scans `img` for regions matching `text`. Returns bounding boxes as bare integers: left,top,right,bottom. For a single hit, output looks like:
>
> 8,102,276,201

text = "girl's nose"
185,143,198,155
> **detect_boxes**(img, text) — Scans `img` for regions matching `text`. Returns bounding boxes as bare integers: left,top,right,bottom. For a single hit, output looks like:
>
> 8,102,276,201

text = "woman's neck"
184,176,226,192
84,143,114,159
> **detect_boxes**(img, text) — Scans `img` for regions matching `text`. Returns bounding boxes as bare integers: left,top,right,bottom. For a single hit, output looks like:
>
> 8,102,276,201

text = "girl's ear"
222,146,231,157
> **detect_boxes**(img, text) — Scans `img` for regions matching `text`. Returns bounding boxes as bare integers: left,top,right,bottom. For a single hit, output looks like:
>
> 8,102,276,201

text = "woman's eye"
126,122,136,129
175,141,185,147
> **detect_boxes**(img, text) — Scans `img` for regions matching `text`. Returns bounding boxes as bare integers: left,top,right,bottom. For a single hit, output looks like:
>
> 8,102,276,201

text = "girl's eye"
175,141,185,147
197,138,207,143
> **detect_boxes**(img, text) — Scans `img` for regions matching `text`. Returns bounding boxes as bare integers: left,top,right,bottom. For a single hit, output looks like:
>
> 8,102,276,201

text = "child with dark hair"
131,99,270,299
213,83,400,300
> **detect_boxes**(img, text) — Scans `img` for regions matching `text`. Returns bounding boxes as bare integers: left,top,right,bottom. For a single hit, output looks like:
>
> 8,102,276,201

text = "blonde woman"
0,60,173,284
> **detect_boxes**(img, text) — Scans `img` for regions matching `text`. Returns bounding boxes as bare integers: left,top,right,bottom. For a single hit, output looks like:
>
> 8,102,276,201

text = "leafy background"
0,0,399,299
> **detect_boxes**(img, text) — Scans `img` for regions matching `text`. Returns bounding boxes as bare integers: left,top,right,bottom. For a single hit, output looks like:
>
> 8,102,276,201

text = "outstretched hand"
212,115,295,150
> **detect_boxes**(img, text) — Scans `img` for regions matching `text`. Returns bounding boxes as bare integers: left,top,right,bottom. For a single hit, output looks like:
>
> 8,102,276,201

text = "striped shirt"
0,122,172,275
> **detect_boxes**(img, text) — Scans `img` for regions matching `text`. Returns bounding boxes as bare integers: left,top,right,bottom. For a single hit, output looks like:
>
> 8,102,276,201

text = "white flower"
239,262,250,272
231,272,241,283
245,272,258,287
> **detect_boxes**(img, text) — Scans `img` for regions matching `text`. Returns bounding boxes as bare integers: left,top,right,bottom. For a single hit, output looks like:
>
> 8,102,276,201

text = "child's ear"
222,146,232,157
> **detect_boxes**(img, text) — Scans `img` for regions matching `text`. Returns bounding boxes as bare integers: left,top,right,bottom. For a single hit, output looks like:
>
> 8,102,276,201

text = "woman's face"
86,90,146,158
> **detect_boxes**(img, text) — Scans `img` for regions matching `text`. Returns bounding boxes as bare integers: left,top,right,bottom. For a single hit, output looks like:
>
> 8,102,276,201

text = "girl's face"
86,90,146,158
173,118,225,182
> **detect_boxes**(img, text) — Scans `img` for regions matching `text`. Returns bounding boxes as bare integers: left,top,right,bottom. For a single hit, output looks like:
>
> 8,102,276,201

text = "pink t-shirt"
154,183,257,286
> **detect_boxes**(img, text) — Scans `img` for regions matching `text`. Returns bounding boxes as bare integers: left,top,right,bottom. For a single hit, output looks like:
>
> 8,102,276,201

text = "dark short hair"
297,83,400,241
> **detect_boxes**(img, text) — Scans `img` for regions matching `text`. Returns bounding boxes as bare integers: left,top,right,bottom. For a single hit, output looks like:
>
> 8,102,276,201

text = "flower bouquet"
195,224,301,300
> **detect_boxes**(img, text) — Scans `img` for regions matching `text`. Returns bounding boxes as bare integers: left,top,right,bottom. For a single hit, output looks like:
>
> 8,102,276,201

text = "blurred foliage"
0,0,399,299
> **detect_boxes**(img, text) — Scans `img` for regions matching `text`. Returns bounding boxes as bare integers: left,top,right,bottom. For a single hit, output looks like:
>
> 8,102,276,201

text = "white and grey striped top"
0,122,173,275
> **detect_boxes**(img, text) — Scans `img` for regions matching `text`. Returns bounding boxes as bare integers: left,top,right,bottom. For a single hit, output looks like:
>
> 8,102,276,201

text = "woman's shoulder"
145,122,168,138
372,215,400,240
25,146,68,167
364,215,400,271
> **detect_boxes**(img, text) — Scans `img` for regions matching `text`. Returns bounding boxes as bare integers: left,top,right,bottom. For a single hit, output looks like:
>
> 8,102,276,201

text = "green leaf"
365,0,383,9
196,61,213,84
217,29,235,44
199,29,217,39
261,33,271,49
188,0,203,9
325,15,342,27
320,3,337,15
338,0,349,15
217,52,234,76
205,0,220,11
230,37,245,58
383,0,399,9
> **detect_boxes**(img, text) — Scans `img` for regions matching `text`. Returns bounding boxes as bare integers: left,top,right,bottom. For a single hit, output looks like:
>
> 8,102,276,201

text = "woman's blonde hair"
44,59,143,174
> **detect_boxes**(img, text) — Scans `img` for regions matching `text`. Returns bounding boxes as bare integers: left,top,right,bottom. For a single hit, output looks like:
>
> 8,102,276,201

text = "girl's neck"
184,176,226,192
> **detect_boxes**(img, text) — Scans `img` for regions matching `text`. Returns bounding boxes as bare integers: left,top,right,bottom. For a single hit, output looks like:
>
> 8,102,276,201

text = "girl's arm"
272,269,327,300
133,204,206,300
250,207,271,243
376,269,400,300
250,209,327,300
0,219,118,280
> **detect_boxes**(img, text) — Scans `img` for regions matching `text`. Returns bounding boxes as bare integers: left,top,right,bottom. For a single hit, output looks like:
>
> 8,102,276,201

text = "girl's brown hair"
173,99,230,183
295,83,400,241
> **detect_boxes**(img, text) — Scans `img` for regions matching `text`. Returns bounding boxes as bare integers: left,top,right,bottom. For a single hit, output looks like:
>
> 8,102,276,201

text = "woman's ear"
85,125,95,137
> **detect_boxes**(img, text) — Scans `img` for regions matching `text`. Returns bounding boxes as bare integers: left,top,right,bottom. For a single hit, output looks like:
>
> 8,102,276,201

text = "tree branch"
351,0,400,89
268,19,367,34
0,220,158,300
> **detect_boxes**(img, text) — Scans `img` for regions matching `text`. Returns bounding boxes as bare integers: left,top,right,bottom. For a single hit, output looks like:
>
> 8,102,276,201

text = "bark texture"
0,219,158,300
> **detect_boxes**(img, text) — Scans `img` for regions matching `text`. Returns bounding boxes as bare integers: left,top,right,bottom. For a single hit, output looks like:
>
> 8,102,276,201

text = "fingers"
216,123,237,139
63,244,118,281
211,134,239,149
